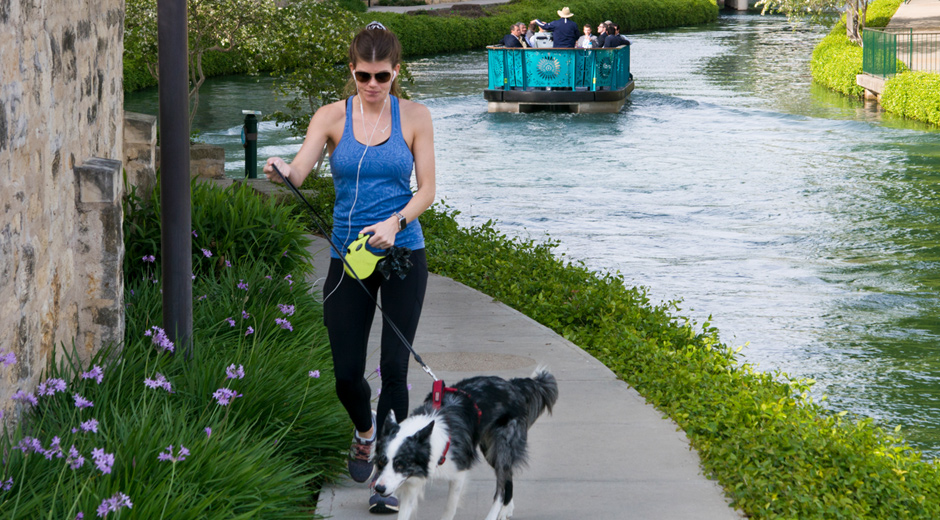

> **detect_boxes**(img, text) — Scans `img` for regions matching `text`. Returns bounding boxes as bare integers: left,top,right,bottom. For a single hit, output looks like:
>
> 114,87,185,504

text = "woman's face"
350,60,399,103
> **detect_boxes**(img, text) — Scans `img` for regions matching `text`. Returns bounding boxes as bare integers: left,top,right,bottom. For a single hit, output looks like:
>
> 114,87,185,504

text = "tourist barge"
484,45,634,113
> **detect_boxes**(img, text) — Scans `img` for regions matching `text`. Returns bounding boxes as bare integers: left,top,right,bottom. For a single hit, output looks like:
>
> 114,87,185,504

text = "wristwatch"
394,211,407,231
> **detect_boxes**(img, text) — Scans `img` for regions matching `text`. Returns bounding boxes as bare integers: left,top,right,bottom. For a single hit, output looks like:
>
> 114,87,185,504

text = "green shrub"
810,0,903,97
0,182,347,518
123,179,312,285
415,204,940,518
882,71,940,126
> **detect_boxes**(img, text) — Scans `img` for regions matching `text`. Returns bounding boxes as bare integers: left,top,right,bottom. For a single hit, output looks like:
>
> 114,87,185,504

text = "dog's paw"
497,500,514,520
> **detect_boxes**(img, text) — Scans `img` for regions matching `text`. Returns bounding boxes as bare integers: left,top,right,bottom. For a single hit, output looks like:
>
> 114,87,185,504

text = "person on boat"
263,21,435,516
595,22,609,47
603,23,631,48
531,25,554,48
525,22,538,47
531,6,579,48
501,22,527,48
576,23,598,49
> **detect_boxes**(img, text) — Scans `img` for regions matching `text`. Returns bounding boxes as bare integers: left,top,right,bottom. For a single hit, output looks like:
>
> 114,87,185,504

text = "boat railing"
486,46,631,92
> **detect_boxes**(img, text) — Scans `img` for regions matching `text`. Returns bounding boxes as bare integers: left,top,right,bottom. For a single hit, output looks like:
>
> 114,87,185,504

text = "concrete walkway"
888,0,940,31
309,236,742,520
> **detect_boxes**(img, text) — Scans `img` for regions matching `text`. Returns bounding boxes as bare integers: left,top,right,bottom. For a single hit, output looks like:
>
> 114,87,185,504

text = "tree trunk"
846,0,867,45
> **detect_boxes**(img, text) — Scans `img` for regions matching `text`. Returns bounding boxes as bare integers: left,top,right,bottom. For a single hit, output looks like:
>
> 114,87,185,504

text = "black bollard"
242,110,261,179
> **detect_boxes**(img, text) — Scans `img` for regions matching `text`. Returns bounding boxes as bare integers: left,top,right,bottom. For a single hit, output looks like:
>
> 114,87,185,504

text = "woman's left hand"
360,217,399,250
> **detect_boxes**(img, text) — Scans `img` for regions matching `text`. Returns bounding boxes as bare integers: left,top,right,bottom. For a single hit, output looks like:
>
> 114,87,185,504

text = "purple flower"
225,259,232,267
212,388,242,406
407,384,413,391
225,364,245,380
96,491,132,518
1,350,16,367
225,317,236,327
237,280,249,291
146,326,175,353
192,230,198,237
265,275,273,280
43,436,64,460
275,318,293,331
76,513,84,520
37,377,67,397
375,365,382,377
142,255,155,263
81,365,105,384
198,294,207,301
284,274,294,287
80,418,100,433
67,445,85,470
309,370,320,379
245,326,254,336
1,477,12,491
73,393,94,409
15,436,42,455
157,444,190,463
143,373,173,393
191,273,196,281
277,304,295,316
201,248,212,258
242,310,250,320
12,390,38,406
91,447,114,475
205,427,212,438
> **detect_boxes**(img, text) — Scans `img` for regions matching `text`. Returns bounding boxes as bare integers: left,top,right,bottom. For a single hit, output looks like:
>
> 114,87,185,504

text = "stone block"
155,143,226,179
75,157,122,205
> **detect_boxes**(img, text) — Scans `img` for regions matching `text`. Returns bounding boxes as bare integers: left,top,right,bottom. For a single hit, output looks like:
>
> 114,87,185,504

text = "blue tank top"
328,95,424,258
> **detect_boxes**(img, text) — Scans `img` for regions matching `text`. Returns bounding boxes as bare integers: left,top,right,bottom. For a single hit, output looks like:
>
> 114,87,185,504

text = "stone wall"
0,1,125,415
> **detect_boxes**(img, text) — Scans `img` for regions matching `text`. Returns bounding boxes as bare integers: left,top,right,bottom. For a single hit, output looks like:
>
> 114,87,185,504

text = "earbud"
392,71,397,81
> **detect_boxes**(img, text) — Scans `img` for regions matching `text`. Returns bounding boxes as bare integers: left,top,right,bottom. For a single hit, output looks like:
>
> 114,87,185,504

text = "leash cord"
269,163,439,382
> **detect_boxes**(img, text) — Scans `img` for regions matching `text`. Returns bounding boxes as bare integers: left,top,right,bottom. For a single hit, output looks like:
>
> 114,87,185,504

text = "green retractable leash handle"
269,163,439,382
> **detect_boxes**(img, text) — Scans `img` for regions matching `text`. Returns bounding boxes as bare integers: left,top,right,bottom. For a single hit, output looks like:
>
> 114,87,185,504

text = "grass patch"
0,180,348,518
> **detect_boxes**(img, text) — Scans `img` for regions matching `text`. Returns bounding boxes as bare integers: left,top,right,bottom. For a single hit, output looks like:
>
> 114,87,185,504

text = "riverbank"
122,0,717,92
810,0,940,126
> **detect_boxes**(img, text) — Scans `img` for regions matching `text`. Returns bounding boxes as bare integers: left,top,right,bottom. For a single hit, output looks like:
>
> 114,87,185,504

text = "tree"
263,0,362,136
124,0,276,128
755,0,868,45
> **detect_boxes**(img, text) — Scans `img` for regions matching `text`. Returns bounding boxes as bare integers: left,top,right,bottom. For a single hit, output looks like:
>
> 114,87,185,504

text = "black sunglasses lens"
354,71,393,83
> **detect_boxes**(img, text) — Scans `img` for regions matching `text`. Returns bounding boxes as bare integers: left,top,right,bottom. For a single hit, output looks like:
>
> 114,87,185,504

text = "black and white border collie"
373,368,559,520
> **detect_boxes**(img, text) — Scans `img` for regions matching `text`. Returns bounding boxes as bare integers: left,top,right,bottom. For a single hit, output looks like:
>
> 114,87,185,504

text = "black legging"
323,249,427,438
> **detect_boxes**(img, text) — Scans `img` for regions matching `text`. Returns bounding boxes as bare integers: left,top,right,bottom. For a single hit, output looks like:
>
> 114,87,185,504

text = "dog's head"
373,411,436,497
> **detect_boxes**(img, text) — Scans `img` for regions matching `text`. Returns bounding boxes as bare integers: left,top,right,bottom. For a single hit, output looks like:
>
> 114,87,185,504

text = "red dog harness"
431,380,483,466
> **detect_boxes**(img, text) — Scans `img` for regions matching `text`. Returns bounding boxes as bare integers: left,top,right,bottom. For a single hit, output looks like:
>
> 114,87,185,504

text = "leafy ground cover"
0,181,349,519
811,0,940,128
297,173,940,518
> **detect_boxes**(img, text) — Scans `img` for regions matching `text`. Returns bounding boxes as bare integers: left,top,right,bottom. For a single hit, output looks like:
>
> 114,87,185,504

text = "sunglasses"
353,70,394,84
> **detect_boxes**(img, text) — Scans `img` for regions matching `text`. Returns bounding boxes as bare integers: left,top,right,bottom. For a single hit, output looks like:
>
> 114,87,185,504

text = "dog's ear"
416,420,435,443
383,410,400,438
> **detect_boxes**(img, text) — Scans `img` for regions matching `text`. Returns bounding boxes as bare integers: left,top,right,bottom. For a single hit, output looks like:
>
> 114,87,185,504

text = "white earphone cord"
324,86,390,303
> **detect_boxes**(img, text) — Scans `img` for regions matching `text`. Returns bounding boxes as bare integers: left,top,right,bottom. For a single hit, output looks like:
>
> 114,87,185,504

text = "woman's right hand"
264,157,292,184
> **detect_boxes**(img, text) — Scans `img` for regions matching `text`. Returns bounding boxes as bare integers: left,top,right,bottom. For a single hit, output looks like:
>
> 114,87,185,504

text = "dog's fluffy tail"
512,367,559,427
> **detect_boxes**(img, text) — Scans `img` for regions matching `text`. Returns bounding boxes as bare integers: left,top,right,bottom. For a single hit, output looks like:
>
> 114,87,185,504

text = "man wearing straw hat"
531,7,579,48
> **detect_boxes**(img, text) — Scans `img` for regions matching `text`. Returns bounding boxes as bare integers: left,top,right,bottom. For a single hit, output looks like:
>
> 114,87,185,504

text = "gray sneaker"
348,413,377,483
348,434,375,483
369,479,399,514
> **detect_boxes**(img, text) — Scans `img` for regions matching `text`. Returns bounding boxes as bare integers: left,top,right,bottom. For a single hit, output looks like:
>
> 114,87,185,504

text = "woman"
263,22,435,514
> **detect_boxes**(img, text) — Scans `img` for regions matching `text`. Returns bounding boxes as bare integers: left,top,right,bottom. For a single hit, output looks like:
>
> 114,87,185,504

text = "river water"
125,12,940,456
